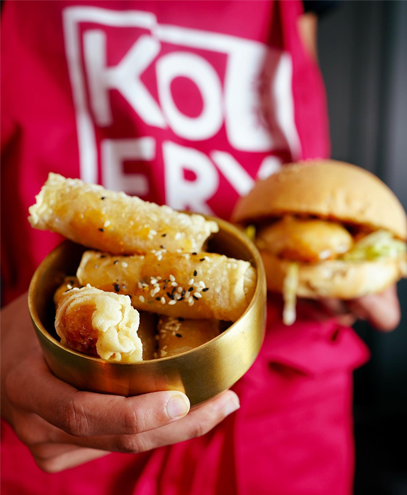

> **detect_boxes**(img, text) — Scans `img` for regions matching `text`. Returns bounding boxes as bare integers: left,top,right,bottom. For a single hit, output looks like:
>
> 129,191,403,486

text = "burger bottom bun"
260,251,407,300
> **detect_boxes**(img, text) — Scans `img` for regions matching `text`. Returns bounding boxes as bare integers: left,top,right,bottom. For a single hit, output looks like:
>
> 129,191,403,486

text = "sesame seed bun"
232,160,407,240
260,250,407,299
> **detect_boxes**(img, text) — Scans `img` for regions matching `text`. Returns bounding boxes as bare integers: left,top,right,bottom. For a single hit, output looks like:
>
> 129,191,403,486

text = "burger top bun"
232,160,407,240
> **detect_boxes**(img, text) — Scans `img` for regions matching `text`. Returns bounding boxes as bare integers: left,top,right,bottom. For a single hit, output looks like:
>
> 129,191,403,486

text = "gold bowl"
28,217,266,406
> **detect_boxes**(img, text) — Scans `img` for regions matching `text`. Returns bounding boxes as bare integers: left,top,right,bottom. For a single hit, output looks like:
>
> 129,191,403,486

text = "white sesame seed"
157,276,162,280
182,254,190,259
169,275,175,282
188,299,194,306
150,230,157,236
157,255,162,261
168,300,176,305
138,282,143,289
67,284,72,289
188,279,194,285
194,292,202,298
177,287,183,293
171,282,177,287
122,262,128,268
161,297,166,305
204,256,210,261
175,293,181,300
151,250,156,254
176,249,182,253
150,278,157,285
104,220,111,228
161,350,167,357
175,232,182,240
139,295,145,302
199,281,205,288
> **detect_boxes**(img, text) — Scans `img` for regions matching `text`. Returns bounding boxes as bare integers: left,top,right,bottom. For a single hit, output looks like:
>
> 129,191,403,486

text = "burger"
232,160,407,325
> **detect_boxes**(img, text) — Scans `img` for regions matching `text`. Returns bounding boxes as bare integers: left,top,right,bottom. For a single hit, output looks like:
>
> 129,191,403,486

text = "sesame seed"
139,295,145,302
204,256,210,261
193,295,199,300
113,283,120,292
157,276,162,280
161,233,167,237
176,333,182,338
66,284,72,289
101,196,106,200
104,220,111,228
150,230,157,236
157,255,162,261
114,260,119,265
175,233,182,240
176,249,182,253
182,290,186,296
188,287,194,292
194,292,202,299
161,297,166,305
200,258,205,262
168,300,176,305
100,255,106,258
150,278,157,285
192,252,197,255
98,228,104,232
169,275,175,282
138,282,143,289
177,287,183,293
167,292,173,299
193,270,198,276
188,299,194,306
199,281,205,288
188,279,194,285
202,288,209,292
122,262,128,268
171,282,177,287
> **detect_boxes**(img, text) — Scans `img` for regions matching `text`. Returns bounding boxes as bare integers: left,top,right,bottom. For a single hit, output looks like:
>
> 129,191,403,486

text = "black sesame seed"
181,290,186,296
160,245,165,249
175,333,182,338
188,287,193,292
192,252,197,255
101,196,106,200
171,286,177,294
100,255,106,258
113,283,120,292
113,260,119,265
202,288,209,292
193,270,197,276
161,233,167,237
155,297,161,301
98,228,104,232
200,258,205,262
166,292,173,299
193,295,199,301
178,317,185,321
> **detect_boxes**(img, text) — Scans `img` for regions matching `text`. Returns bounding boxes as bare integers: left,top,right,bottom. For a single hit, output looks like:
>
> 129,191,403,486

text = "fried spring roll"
55,286,142,363
77,251,256,321
137,312,158,360
157,317,220,358
53,276,81,305
28,173,218,254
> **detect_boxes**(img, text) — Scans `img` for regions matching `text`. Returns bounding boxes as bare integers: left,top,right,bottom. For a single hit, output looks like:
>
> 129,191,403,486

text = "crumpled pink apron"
1,0,368,493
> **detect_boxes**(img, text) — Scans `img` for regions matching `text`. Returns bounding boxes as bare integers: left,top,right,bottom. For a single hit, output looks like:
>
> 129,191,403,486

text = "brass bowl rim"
28,215,266,366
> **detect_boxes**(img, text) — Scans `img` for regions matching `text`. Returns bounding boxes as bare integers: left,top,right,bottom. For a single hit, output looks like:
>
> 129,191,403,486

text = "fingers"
6,357,191,437
42,390,240,454
32,445,109,473
347,285,401,332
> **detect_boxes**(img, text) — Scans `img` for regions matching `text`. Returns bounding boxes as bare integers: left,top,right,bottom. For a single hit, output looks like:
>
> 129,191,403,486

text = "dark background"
318,2,407,493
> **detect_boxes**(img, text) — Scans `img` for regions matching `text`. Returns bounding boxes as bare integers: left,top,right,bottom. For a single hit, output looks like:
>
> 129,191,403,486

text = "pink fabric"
1,1,369,494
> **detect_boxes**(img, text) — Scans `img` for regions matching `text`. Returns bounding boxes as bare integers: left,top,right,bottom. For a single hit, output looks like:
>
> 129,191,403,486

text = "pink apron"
1,1,368,493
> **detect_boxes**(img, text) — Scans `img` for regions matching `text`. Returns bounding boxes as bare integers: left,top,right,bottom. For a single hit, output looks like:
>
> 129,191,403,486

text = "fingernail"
167,394,190,419
223,397,240,417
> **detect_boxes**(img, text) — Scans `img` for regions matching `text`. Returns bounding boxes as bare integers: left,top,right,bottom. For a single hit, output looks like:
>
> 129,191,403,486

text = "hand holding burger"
233,160,407,326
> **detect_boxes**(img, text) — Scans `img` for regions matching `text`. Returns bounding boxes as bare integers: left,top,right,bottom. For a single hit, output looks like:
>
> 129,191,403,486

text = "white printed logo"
63,7,299,212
